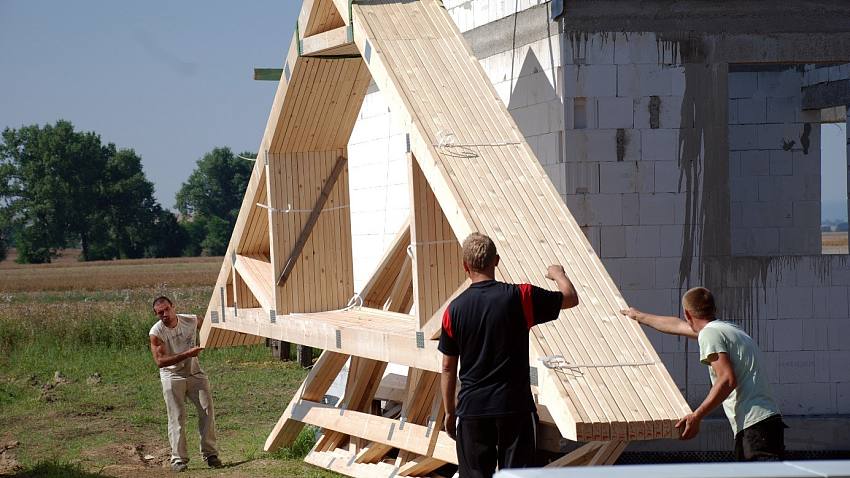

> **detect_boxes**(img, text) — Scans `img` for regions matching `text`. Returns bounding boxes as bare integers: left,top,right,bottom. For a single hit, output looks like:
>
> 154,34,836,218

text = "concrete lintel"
803,79,850,110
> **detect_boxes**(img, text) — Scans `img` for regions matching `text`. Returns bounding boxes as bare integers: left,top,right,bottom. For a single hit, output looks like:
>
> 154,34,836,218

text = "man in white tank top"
149,296,221,471
621,287,784,461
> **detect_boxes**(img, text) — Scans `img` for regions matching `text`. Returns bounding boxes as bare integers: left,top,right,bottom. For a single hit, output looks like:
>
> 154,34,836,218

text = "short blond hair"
683,287,716,318
462,233,497,272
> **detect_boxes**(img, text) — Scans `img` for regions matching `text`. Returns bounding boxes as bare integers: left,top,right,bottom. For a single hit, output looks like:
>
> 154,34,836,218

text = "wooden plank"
398,456,445,476
361,219,411,308
544,442,604,468
206,307,441,371
234,254,274,310
302,25,358,57
264,350,349,451
588,440,628,466
290,399,457,463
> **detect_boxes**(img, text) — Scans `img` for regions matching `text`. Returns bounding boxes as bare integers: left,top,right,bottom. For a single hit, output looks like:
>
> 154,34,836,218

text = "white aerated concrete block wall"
728,68,822,256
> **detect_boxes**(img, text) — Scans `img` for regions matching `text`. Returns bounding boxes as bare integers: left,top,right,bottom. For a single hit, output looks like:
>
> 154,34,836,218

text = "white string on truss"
255,203,350,214
405,239,458,258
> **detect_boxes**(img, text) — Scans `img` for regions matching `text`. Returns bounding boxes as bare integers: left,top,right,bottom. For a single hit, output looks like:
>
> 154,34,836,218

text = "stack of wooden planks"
199,0,691,476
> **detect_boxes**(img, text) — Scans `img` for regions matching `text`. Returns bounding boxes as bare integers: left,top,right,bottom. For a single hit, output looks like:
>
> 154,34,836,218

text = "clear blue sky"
0,0,300,209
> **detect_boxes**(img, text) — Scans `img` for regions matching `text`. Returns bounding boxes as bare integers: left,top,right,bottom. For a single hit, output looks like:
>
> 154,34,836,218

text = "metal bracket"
398,415,407,430
295,20,302,56
364,40,371,64
230,251,236,265
211,310,219,324
264,150,269,166
405,133,411,153
269,309,276,324
346,25,353,43
219,287,226,323
415,331,424,349
529,366,538,386
425,416,434,437
284,62,291,82
335,329,342,349
233,305,238,317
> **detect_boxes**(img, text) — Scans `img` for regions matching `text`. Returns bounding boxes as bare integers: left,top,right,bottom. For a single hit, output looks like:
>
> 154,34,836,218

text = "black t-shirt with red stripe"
438,280,563,417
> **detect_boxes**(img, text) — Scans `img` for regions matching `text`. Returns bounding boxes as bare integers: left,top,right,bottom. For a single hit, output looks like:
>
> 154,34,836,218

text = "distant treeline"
0,120,251,263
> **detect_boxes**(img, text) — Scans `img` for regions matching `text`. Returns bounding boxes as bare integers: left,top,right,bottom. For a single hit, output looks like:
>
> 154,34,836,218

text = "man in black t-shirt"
439,233,579,478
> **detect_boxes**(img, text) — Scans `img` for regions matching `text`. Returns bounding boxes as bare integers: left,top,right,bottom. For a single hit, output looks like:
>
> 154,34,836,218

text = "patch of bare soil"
81,442,173,477
0,438,22,475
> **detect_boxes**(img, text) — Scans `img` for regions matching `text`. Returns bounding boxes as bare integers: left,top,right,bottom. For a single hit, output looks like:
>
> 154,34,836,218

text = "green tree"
0,121,183,263
175,147,252,256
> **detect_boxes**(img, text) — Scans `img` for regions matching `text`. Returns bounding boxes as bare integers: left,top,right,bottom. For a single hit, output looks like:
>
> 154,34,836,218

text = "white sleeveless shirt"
149,314,204,380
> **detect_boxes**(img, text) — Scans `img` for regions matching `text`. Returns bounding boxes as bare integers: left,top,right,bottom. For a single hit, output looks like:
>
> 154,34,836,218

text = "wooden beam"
264,351,350,451
254,68,283,81
290,399,457,463
588,441,628,466
302,25,358,57
544,442,604,468
277,155,347,285
208,307,441,372
398,455,446,476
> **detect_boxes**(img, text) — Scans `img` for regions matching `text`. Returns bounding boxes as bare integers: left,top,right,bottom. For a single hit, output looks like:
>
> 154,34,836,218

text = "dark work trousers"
734,414,787,461
456,412,537,478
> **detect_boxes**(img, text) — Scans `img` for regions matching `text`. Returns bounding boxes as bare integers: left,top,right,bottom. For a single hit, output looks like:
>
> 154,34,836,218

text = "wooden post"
297,345,313,367
271,339,291,361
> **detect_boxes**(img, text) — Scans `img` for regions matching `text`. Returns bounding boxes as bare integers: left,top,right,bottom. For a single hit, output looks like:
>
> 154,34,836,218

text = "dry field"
822,231,849,255
0,249,221,292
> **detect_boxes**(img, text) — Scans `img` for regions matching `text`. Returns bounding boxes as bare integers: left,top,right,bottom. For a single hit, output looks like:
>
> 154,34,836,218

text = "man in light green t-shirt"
621,287,785,461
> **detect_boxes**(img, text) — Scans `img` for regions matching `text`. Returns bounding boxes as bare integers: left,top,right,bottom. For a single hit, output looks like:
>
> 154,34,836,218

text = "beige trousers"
161,374,218,464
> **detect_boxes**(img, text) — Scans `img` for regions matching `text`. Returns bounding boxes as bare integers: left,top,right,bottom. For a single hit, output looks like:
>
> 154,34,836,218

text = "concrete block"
769,150,793,176
737,97,767,124
792,149,820,178
671,68,686,96
654,257,680,289
564,130,588,162
617,257,656,290
766,97,799,123
777,287,814,319
780,226,818,255
792,200,820,228
634,96,684,130
574,33,616,65
740,150,770,176
687,355,712,386
618,64,675,97
838,383,850,414
599,161,638,193
658,224,684,257
756,69,803,98
563,64,617,97
536,131,562,166
581,226,601,254
777,351,815,384
772,319,803,350
654,160,681,193
741,201,792,228
802,318,830,351
564,195,588,225
775,382,833,415
565,162,600,194
597,96,633,129
748,227,780,255
511,102,551,137
828,318,850,350
636,160,655,193
728,124,759,150
829,351,850,381
728,99,740,125
622,193,640,225
755,123,788,150
639,193,676,225
543,163,567,194
757,176,781,203
548,99,564,132
581,129,621,162
641,128,679,162
814,351,832,382
569,96,599,130
625,225,661,257
728,71,758,99
575,193,623,226
658,352,686,385
600,225,626,258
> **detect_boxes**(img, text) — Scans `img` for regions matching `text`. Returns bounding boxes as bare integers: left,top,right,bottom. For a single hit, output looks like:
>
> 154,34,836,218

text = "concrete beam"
803,79,850,110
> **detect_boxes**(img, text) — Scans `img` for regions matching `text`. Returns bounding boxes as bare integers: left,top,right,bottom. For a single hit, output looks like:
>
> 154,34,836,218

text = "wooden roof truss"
200,0,691,475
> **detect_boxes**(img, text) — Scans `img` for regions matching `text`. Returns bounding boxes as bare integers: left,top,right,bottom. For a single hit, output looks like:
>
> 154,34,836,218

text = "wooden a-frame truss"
199,0,691,476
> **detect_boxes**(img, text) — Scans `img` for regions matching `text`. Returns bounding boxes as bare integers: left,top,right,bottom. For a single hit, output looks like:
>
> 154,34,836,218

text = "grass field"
0,252,341,477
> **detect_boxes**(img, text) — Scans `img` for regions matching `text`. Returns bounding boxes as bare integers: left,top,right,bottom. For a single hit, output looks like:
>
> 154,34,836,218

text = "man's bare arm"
620,307,697,338
149,335,203,369
677,352,737,439
545,265,579,309
440,354,459,440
